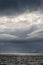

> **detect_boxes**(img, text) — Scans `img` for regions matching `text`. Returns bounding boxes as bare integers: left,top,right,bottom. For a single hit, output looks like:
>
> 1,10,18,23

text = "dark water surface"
0,42,43,53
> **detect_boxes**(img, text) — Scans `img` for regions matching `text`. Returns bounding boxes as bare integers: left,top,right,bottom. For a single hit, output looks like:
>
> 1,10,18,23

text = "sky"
0,0,43,53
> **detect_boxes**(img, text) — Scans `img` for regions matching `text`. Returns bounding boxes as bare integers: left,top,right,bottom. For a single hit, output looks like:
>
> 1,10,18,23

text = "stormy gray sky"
0,0,43,53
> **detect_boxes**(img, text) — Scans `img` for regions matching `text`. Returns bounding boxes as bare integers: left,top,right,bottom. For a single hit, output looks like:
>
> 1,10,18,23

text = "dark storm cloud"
0,0,41,9
0,0,42,15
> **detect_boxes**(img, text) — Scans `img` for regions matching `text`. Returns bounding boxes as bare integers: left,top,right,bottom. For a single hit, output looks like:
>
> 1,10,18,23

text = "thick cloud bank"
0,0,43,53
0,11,43,41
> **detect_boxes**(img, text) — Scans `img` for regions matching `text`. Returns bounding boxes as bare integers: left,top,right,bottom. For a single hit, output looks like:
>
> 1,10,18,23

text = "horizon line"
0,53,43,55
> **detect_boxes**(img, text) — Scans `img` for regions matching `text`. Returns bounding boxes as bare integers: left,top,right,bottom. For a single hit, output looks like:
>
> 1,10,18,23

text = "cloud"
26,29,43,41
0,11,43,42
0,0,43,15
27,29,43,38
0,0,40,9
0,34,19,40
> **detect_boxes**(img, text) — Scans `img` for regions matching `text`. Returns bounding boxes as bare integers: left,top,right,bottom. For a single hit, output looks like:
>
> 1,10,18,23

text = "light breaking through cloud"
0,11,43,40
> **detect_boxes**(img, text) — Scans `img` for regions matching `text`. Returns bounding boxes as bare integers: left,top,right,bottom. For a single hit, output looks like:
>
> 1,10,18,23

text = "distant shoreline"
0,53,43,55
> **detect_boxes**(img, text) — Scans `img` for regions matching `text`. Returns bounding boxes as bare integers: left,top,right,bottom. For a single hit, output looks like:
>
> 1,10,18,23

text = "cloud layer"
0,11,43,41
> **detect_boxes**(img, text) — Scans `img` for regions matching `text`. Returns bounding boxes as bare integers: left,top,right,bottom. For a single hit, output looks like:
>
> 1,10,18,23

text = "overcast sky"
0,0,43,53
